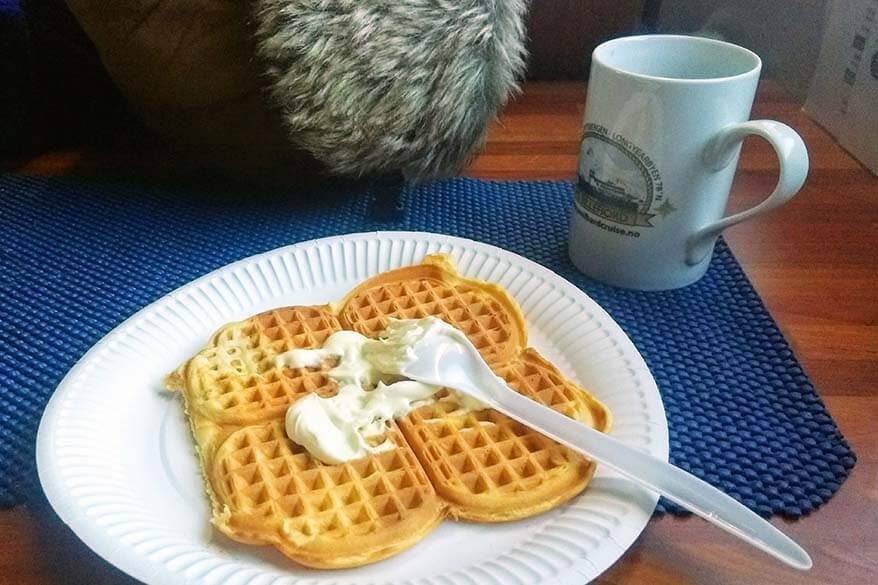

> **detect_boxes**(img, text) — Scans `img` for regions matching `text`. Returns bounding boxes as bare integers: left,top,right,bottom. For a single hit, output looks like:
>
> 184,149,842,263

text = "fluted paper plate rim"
37,231,668,585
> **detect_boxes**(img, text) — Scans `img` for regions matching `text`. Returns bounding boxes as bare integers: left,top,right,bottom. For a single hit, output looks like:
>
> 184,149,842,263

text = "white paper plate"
37,232,668,585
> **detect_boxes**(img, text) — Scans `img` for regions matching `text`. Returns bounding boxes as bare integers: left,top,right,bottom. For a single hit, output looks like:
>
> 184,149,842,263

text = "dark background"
1,0,826,162
0,0,655,160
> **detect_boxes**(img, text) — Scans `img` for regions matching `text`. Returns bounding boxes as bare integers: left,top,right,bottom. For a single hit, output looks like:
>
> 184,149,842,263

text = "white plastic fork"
399,331,812,571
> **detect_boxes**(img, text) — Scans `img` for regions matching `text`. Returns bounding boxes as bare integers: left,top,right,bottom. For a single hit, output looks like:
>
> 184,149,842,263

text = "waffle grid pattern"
399,349,605,511
340,278,516,365
333,261,606,520
182,294,469,566
405,405,576,496
215,422,432,543
191,307,341,422
497,349,598,423
0,174,856,517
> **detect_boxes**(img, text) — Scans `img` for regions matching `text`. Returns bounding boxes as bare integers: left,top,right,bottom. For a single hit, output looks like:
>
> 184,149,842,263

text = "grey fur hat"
253,0,528,180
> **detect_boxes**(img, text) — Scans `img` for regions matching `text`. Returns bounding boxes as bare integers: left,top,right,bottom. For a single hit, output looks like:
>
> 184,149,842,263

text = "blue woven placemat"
0,174,855,514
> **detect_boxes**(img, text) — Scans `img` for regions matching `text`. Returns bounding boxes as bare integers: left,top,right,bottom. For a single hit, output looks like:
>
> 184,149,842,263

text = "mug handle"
685,120,809,265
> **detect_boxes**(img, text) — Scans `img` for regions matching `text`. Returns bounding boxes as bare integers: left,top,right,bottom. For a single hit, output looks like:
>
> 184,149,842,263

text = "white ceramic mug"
569,35,809,290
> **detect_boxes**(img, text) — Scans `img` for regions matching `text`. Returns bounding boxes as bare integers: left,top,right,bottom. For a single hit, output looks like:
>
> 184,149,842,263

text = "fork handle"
485,381,812,570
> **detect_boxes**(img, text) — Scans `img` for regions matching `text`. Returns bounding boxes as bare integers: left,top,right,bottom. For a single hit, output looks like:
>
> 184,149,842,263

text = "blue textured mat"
0,174,855,514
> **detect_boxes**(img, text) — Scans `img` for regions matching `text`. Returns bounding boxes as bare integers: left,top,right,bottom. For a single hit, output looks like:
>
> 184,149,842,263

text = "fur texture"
253,0,528,180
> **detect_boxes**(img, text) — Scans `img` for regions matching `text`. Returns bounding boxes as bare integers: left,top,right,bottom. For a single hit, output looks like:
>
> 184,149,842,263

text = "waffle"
338,254,525,367
398,349,610,521
174,307,341,426
168,254,611,567
211,420,442,568
166,305,445,568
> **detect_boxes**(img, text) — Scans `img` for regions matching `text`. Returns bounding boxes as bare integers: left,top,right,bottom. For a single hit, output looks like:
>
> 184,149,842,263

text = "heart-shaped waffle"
167,255,611,568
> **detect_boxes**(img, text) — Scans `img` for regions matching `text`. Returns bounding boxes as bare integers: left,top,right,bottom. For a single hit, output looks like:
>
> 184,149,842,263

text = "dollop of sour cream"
278,317,484,464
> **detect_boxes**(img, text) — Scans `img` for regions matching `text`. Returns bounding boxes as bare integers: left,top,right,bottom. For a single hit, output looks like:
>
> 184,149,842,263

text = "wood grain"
3,81,876,584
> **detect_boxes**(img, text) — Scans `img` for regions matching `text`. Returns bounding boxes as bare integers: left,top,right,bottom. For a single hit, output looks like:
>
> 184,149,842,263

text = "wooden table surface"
3,81,876,584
